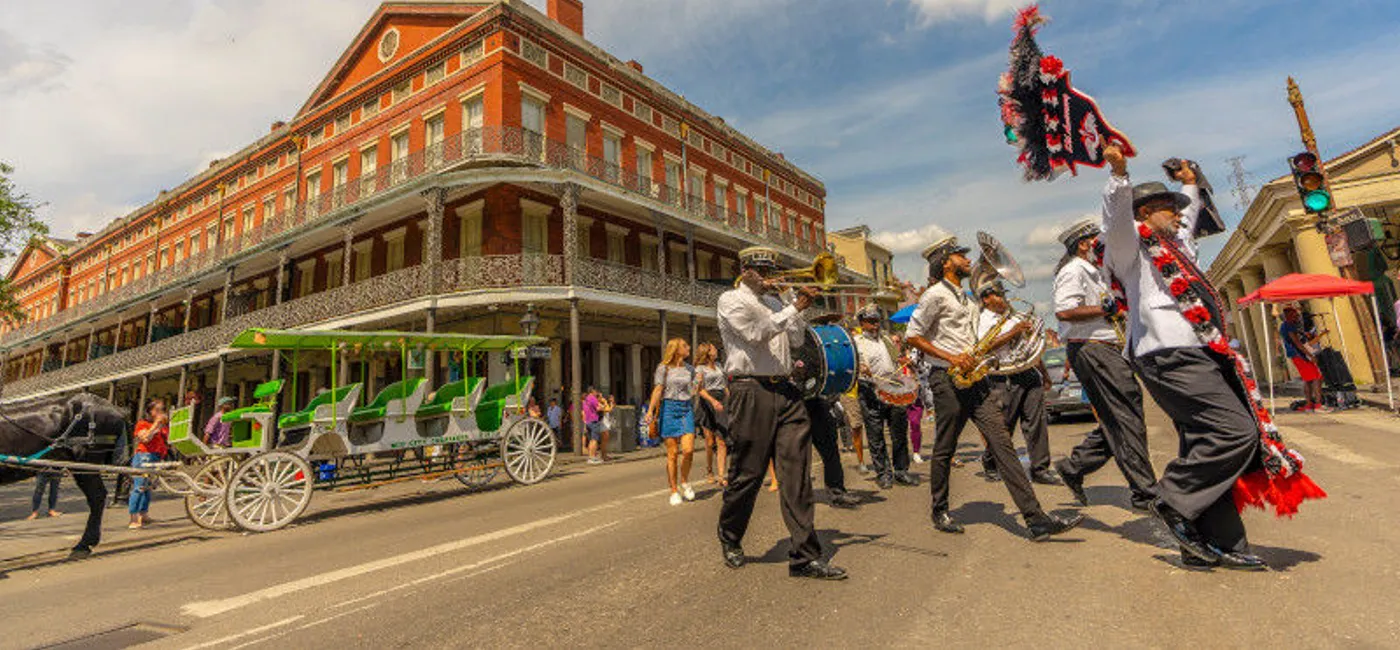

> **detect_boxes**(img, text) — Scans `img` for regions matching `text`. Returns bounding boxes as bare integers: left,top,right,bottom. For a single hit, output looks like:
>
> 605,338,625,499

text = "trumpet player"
854,304,918,490
1051,217,1158,512
976,282,1060,486
906,235,1082,540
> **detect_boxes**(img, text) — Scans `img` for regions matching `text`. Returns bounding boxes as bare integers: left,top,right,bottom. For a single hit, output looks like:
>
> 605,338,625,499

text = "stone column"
220,265,237,322
86,325,96,362
422,187,446,294
689,314,699,352
569,298,583,455
659,309,669,350
214,355,227,403
653,216,667,278
137,374,149,414
560,183,580,286
341,225,355,287
106,381,115,402
423,307,437,390
178,365,188,400
686,225,696,283
623,343,640,406
271,250,289,381
145,303,158,345
594,341,612,396
113,315,126,353
1288,216,1377,385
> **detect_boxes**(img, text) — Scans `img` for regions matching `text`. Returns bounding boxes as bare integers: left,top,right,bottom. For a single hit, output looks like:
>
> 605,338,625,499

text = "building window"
242,207,255,233
669,246,686,277
462,94,484,148
606,228,625,264
335,114,351,136
522,202,549,254
461,39,484,67
283,187,296,211
566,113,587,161
458,202,483,257
736,193,748,221
664,160,682,200
711,183,725,211
262,197,275,220
385,229,406,272
353,242,372,281
636,148,654,194
332,160,348,189
297,261,316,298
391,132,409,161
306,171,322,201
391,79,411,104
326,250,343,289
688,171,704,204
602,132,621,180
563,62,586,89
190,232,200,255
223,216,235,241
601,84,621,107
425,61,446,86
635,103,653,125
362,98,379,120
521,39,546,67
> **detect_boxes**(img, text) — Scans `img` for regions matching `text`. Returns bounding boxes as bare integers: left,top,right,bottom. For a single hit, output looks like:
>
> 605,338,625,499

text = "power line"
1225,156,1257,213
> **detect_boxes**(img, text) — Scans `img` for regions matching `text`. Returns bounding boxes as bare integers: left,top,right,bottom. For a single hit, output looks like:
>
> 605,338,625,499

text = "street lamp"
519,303,540,337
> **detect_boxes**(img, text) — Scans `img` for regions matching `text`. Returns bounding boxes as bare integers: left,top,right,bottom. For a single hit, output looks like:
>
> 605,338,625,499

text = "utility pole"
1224,156,1255,213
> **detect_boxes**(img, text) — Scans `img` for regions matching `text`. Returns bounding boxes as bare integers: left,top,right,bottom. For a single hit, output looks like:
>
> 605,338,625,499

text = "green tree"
0,162,50,326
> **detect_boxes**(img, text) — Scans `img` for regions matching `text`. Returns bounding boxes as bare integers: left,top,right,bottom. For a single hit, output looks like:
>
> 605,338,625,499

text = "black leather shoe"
721,543,746,569
1180,552,1218,570
1055,461,1088,506
1031,470,1063,486
1129,498,1153,513
983,468,1002,483
1148,499,1219,563
894,472,920,487
1027,512,1084,541
789,559,848,580
1215,550,1269,572
876,475,894,490
829,492,862,508
932,512,965,534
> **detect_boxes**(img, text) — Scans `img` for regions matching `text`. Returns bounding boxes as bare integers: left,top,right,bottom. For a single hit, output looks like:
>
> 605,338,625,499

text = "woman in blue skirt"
646,337,698,506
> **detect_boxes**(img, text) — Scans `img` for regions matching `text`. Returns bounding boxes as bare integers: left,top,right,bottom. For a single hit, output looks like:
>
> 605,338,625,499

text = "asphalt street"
2,400,1397,649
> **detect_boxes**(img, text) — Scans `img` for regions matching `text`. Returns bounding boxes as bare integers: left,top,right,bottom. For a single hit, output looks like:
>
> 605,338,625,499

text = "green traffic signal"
1289,151,1332,215
1303,190,1331,212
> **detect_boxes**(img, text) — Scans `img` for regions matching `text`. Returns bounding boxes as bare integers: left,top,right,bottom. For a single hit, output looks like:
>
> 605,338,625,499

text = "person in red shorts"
1279,306,1330,413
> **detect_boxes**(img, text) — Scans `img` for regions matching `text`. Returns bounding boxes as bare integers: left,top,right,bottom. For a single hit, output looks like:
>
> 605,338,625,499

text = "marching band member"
1099,145,1274,569
906,235,1082,540
975,281,1060,486
716,246,847,580
1050,217,1158,510
854,304,919,490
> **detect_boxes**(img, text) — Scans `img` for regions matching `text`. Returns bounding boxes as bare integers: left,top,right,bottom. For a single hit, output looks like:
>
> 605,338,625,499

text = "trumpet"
743,252,905,300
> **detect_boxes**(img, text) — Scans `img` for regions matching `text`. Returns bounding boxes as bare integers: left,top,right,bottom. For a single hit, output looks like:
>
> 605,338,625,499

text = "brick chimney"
548,0,584,37
626,59,643,73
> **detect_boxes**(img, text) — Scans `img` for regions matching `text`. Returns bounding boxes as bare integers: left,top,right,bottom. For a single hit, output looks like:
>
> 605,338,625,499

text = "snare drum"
874,374,919,407
791,325,859,400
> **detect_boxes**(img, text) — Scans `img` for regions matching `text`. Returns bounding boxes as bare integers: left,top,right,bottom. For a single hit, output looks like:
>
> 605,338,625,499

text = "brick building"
0,0,851,442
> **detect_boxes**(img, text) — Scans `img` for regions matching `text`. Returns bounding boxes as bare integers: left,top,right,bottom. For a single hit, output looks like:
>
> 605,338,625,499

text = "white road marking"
180,616,304,650
183,490,654,619
1277,425,1392,469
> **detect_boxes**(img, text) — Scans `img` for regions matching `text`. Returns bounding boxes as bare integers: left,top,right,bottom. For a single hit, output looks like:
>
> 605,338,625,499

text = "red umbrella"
1236,273,1374,306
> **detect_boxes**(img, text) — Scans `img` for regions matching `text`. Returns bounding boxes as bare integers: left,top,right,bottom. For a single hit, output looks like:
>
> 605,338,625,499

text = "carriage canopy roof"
230,329,546,352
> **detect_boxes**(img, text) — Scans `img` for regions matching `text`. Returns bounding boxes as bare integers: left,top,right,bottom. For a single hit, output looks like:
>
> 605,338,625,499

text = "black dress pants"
925,370,1050,527
807,397,847,494
719,379,822,566
859,385,909,480
1060,341,1157,504
983,369,1052,475
1133,347,1260,552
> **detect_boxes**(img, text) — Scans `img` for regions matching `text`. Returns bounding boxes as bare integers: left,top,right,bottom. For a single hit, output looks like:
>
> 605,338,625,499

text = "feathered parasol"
998,5,1135,181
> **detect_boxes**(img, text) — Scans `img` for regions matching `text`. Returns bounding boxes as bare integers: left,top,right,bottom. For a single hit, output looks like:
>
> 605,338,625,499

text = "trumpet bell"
975,231,1025,289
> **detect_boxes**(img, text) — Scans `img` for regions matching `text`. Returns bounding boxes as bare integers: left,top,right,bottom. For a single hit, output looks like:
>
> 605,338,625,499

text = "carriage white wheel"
453,448,501,490
225,451,313,533
184,457,236,531
501,417,555,485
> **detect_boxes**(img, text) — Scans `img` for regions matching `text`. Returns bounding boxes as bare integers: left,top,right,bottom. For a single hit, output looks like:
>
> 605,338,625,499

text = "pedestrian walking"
546,398,563,447
582,387,604,464
907,395,926,463
646,337,698,506
27,470,63,520
694,342,729,486
129,398,170,529
203,397,235,447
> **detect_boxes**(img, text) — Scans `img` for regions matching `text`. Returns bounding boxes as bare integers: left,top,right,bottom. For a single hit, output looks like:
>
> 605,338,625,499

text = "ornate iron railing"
4,125,821,349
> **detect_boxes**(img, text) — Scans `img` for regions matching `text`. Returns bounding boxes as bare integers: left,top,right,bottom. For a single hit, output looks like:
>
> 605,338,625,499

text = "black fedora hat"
1132,181,1191,212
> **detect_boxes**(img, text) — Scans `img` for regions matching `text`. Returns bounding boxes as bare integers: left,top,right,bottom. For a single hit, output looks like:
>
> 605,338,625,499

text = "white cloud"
901,0,1025,26
870,223,951,255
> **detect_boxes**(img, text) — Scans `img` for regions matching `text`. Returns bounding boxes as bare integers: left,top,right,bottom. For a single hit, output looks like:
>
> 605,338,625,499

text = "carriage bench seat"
222,379,285,423
350,378,426,423
415,378,483,418
278,383,362,430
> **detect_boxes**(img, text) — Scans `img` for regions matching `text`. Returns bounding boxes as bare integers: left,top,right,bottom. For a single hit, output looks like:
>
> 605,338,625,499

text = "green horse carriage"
167,328,556,532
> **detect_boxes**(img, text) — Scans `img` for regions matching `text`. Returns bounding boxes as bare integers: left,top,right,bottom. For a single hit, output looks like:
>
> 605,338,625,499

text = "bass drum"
791,325,859,400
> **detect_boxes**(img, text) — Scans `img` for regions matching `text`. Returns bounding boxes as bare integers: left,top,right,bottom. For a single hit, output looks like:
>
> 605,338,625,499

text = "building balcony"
2,125,823,350
1,252,729,399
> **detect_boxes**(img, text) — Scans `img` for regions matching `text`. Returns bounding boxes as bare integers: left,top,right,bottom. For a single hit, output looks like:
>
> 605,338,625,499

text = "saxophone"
949,310,1013,388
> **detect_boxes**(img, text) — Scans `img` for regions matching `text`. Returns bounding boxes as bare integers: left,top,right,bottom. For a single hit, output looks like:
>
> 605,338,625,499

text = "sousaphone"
950,232,1046,386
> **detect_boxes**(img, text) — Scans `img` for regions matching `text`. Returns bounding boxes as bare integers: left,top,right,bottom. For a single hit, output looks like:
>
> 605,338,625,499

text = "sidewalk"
1,445,666,574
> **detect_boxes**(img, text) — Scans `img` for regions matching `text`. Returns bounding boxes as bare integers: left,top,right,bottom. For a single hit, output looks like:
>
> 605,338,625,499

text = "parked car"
1042,347,1093,422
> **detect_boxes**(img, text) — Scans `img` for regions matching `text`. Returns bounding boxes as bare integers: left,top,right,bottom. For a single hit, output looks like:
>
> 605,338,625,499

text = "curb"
0,526,211,576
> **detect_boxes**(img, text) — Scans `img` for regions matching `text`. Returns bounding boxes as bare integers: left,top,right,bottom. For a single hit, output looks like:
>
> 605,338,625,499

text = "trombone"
741,252,902,300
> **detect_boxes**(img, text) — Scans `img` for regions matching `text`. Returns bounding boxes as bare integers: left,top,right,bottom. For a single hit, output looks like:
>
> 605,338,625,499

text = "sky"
2,0,1399,313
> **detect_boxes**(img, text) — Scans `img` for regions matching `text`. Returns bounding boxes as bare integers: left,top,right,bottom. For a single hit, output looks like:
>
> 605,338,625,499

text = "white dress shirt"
717,283,807,376
1100,175,1206,358
906,279,978,369
976,308,1027,373
854,330,898,378
1052,256,1118,343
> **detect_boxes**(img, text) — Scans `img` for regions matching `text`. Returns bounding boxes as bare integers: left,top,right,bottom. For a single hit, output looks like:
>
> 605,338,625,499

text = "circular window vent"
378,28,400,62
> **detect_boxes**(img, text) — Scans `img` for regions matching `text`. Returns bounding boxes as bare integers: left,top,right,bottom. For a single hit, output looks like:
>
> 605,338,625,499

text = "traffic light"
1288,152,1332,214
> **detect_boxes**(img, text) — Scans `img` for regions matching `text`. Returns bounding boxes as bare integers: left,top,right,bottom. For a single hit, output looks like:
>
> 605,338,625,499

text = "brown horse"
1,393,129,557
